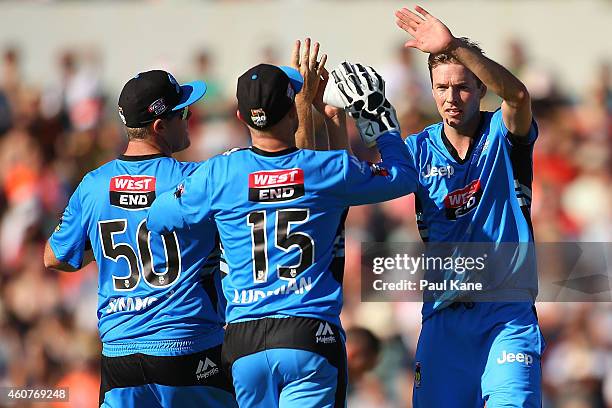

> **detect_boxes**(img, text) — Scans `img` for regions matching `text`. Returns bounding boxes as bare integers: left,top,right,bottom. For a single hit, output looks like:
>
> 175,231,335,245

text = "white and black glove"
323,62,400,147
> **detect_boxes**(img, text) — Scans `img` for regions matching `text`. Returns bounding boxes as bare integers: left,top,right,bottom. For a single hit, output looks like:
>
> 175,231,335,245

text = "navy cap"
118,70,207,128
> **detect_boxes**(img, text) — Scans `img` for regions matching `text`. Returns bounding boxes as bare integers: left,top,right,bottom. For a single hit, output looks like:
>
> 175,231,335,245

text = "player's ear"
152,118,166,135
479,83,487,99
236,110,246,124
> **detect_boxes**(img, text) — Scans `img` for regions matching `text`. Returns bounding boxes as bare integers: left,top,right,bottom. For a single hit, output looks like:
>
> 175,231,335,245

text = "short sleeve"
493,108,538,146
49,184,88,268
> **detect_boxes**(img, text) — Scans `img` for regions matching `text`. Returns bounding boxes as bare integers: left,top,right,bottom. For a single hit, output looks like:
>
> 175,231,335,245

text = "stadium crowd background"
0,1,610,407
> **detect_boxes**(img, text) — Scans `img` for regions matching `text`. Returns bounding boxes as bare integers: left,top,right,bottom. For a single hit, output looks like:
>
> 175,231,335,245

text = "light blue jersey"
404,109,538,317
147,132,418,327
49,154,225,357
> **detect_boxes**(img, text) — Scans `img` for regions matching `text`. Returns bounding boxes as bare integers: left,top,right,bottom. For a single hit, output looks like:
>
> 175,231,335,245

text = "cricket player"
394,5,546,407
43,70,237,408
146,62,418,407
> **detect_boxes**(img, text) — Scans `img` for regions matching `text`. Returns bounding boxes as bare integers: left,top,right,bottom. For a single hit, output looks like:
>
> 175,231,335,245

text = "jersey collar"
249,146,299,157
440,112,485,165
118,153,167,161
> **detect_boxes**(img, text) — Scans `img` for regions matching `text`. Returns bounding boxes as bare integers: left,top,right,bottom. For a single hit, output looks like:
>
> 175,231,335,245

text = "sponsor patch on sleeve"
110,175,156,210
248,168,304,203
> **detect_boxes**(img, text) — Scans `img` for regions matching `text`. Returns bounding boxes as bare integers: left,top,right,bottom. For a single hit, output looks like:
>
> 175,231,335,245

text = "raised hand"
395,5,456,54
292,38,328,149
291,38,327,104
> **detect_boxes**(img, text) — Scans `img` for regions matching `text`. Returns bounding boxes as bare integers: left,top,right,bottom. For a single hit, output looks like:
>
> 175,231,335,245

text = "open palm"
395,5,455,54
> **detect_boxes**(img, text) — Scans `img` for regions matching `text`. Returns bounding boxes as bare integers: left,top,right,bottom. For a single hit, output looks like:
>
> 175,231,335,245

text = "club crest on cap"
251,108,267,127
148,98,167,115
118,107,127,124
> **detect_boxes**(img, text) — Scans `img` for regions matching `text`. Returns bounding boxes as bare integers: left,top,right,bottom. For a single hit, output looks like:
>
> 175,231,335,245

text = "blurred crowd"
0,37,610,407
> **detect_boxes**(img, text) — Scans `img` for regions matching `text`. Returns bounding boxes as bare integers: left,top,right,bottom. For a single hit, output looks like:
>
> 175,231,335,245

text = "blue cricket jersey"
49,154,225,357
404,109,539,318
147,132,417,327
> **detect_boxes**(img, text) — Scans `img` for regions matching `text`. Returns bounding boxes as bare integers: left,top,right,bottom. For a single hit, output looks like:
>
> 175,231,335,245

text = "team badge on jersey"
110,175,156,210
174,183,185,198
443,179,482,220
248,168,304,203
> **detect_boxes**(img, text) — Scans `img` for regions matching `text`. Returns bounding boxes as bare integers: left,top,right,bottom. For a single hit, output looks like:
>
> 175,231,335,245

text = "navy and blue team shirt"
147,132,417,328
49,154,226,357
405,109,539,317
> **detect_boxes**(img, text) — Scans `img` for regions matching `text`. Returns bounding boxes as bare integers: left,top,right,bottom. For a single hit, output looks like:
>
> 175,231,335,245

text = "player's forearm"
377,131,412,171
346,132,416,206
295,95,315,150
371,131,417,199
325,111,351,153
449,38,530,108
450,38,533,136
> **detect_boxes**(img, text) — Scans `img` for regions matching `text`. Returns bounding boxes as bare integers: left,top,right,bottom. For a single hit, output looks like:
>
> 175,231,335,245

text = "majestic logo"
251,108,267,127
110,175,156,210
248,168,304,203
415,362,422,388
148,98,167,115
422,164,454,179
443,179,482,220
196,358,219,380
315,322,336,344
496,351,533,366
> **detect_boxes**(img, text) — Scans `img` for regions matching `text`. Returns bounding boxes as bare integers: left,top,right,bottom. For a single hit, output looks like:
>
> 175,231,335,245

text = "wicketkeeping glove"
323,61,400,147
